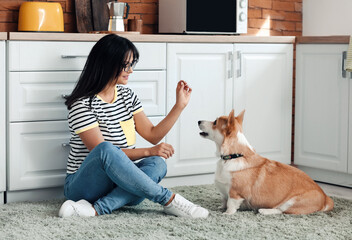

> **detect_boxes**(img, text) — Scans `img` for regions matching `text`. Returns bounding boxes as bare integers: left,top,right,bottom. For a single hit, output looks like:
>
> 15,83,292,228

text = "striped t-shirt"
66,85,143,174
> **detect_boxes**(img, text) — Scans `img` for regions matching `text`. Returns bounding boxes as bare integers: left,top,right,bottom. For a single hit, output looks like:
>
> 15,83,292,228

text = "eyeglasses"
122,60,138,72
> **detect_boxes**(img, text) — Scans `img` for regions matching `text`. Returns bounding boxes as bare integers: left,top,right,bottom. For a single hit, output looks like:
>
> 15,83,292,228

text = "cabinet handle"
61,55,88,59
237,51,242,78
228,51,233,78
342,51,347,78
62,143,70,148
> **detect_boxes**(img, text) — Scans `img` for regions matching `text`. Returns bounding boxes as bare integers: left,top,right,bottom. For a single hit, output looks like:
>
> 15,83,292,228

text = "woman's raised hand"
148,142,175,159
176,80,192,110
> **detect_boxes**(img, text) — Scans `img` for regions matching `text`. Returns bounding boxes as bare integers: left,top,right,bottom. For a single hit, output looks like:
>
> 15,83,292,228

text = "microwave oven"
159,0,247,34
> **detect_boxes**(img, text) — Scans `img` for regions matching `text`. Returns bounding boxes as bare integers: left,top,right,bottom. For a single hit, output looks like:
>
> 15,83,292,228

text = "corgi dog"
198,109,334,215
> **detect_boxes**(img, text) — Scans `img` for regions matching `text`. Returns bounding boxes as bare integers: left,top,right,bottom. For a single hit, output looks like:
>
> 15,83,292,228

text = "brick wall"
0,0,158,33
247,0,302,36
0,0,301,35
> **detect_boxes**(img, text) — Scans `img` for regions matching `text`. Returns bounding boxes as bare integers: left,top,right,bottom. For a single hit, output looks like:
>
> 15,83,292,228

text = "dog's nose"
198,121,202,125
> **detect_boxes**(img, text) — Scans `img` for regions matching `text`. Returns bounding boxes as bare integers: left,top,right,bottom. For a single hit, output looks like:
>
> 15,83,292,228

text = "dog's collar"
221,153,243,160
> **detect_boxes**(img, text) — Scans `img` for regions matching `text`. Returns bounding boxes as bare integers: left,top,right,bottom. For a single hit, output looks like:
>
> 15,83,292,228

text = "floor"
318,182,352,200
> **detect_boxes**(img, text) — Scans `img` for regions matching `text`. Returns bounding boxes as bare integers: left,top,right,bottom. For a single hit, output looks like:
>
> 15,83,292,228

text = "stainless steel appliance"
107,0,130,32
159,0,247,34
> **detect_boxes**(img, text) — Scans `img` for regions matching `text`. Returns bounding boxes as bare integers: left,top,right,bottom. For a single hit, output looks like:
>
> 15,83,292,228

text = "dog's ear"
228,109,235,127
236,109,245,126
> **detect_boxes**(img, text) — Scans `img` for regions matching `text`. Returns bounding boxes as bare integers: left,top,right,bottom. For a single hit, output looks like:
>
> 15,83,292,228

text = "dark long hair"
65,34,139,109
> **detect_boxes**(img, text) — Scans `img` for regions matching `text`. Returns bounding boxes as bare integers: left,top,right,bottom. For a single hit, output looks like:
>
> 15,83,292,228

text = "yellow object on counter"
347,36,352,72
18,2,64,32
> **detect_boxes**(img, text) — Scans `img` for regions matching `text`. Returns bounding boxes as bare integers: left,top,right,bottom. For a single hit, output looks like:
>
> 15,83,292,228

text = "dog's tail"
322,195,334,212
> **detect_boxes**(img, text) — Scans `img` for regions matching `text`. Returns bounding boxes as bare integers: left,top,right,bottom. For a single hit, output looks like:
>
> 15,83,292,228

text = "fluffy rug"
0,184,351,240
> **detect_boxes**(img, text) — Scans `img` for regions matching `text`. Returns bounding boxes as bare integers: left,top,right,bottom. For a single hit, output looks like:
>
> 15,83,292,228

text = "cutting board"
75,0,94,33
91,0,110,31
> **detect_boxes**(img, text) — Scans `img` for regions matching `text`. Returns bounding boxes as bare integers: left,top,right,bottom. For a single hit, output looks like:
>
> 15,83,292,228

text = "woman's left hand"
176,80,192,110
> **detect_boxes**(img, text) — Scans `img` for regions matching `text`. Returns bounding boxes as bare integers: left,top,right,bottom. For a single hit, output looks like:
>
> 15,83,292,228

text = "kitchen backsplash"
0,0,301,36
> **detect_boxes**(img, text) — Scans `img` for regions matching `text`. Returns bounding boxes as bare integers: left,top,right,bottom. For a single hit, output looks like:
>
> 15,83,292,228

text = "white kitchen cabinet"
295,44,352,187
0,40,5,204
5,38,294,201
6,40,167,201
234,44,293,164
166,43,293,176
166,43,234,176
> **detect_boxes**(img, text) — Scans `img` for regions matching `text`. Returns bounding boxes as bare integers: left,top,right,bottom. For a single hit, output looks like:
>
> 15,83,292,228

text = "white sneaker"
58,199,96,218
163,194,209,218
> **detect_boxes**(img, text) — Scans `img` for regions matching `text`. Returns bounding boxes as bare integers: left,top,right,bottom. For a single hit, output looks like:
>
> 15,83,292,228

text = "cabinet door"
234,44,293,164
0,41,5,193
8,121,71,190
166,43,233,176
128,71,166,116
295,44,348,172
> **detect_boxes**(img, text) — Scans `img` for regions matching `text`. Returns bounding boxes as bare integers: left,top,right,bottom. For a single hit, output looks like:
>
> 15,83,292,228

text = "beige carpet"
0,184,351,240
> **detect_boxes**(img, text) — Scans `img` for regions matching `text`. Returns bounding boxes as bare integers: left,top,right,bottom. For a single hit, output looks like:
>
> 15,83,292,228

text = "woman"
58,34,209,218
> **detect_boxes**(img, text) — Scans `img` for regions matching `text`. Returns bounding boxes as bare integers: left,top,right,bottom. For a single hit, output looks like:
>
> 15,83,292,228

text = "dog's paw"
258,208,282,215
223,209,237,215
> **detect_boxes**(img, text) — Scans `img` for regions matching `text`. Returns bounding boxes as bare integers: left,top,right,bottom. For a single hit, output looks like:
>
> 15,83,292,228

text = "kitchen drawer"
9,71,165,121
9,71,79,122
8,121,71,190
8,117,165,191
9,41,95,71
128,71,166,116
9,41,166,71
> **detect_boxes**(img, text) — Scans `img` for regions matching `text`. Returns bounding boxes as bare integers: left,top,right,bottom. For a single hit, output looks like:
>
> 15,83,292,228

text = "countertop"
0,32,7,40
296,36,350,44
8,32,295,43
6,33,352,44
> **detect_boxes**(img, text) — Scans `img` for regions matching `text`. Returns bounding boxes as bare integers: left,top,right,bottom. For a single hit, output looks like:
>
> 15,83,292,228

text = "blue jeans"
64,141,173,215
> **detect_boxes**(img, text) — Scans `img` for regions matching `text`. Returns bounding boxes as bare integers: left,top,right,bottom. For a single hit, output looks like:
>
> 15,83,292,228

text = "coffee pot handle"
124,3,130,19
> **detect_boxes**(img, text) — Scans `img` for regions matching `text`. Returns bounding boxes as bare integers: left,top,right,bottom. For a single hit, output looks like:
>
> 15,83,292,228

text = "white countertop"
8,32,296,43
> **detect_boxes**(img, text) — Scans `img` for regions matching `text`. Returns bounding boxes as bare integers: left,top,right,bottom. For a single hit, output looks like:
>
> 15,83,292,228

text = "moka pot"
107,1,130,32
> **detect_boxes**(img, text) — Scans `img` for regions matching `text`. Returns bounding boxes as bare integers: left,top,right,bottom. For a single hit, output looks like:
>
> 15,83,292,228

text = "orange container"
18,2,64,32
